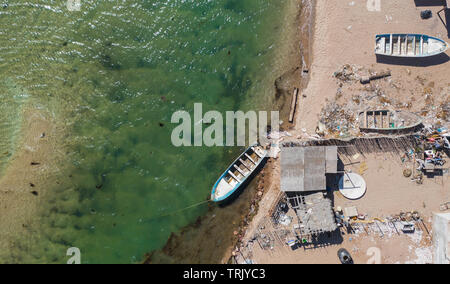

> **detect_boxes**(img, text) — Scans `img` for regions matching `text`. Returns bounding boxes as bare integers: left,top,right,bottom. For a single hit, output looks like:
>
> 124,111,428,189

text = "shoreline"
234,0,450,264
144,0,309,264
0,107,64,261
221,0,316,263
1,0,447,264
222,0,316,264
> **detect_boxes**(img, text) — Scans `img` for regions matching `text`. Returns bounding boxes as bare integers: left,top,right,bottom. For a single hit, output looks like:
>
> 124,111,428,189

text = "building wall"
433,213,450,264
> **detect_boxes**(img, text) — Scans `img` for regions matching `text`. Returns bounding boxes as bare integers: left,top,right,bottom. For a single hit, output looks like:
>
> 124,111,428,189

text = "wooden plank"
364,111,368,128
288,88,299,123
228,171,242,183
244,153,257,165
234,164,246,176
251,147,263,158
389,34,393,55
239,158,251,170
420,36,423,55
404,36,408,55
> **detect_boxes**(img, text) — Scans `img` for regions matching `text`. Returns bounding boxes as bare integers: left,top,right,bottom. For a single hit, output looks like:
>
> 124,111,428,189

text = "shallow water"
0,0,291,263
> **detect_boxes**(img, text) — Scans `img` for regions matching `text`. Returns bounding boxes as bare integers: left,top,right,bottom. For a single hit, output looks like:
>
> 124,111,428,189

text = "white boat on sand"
375,34,448,57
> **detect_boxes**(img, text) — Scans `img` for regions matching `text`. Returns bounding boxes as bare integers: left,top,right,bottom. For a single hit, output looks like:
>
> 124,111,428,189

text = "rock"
420,10,432,20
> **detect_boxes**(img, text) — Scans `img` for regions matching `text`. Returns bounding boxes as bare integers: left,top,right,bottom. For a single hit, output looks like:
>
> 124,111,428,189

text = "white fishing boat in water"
375,34,448,57
211,144,267,203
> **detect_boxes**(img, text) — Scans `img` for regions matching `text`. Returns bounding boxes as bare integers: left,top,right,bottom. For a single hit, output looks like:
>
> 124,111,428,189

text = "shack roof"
281,146,338,192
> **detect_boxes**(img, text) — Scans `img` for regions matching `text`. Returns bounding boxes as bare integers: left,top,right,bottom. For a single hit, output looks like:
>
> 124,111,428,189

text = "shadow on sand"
413,0,450,38
437,8,450,38
376,53,450,67
414,0,446,7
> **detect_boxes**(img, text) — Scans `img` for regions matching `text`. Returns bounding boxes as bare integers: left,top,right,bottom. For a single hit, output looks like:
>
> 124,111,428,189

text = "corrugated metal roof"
281,146,337,192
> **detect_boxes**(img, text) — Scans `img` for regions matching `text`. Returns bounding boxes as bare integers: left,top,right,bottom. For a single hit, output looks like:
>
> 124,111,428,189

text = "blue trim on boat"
211,144,265,203
375,33,448,57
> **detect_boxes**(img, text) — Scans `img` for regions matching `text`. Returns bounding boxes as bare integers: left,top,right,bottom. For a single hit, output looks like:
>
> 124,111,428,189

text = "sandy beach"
229,0,450,264
297,0,449,135
0,108,63,260
0,0,448,264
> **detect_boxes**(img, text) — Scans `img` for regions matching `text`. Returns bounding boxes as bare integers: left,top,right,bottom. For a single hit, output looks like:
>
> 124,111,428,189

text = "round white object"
339,173,366,200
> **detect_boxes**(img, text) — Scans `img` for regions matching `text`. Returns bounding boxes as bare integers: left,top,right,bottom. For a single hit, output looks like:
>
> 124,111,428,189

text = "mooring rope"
153,199,211,219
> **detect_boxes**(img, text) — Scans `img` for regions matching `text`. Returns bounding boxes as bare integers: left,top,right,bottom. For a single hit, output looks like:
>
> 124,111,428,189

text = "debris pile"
421,88,450,127
317,65,448,139
318,102,359,137
333,64,363,82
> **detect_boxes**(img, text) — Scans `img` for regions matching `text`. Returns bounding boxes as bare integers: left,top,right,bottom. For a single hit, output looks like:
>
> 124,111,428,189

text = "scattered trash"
333,64,362,82
278,214,293,226
440,202,450,211
401,223,415,234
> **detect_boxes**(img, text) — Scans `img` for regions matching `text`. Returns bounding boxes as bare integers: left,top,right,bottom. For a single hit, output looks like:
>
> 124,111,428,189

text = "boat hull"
213,159,267,205
358,110,423,134
211,145,267,203
375,34,448,58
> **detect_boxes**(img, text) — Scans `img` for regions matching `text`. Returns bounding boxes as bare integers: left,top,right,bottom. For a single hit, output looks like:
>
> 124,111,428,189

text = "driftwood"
360,71,391,84
288,88,299,123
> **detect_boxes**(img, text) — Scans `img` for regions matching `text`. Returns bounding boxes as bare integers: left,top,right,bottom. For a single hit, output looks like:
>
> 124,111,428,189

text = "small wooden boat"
375,34,448,57
359,110,422,133
211,144,267,203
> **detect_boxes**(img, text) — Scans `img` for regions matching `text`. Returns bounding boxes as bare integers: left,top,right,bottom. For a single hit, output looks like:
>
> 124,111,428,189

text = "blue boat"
211,144,268,203
375,34,448,57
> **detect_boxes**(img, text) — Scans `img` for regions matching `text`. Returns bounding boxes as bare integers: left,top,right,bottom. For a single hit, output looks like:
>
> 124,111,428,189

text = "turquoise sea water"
0,0,290,263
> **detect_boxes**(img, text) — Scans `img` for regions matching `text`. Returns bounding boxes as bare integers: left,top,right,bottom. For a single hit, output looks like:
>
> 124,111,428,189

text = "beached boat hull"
211,144,267,203
375,34,448,57
358,110,423,134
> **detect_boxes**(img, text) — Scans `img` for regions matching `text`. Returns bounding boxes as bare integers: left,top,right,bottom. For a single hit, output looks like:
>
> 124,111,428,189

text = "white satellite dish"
339,172,366,200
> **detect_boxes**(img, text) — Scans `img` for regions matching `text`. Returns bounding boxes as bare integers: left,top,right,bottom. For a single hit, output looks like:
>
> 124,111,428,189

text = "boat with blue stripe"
375,34,448,57
211,144,268,203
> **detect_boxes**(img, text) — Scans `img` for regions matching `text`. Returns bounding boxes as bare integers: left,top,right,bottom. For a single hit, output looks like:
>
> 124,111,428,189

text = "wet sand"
0,108,63,261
